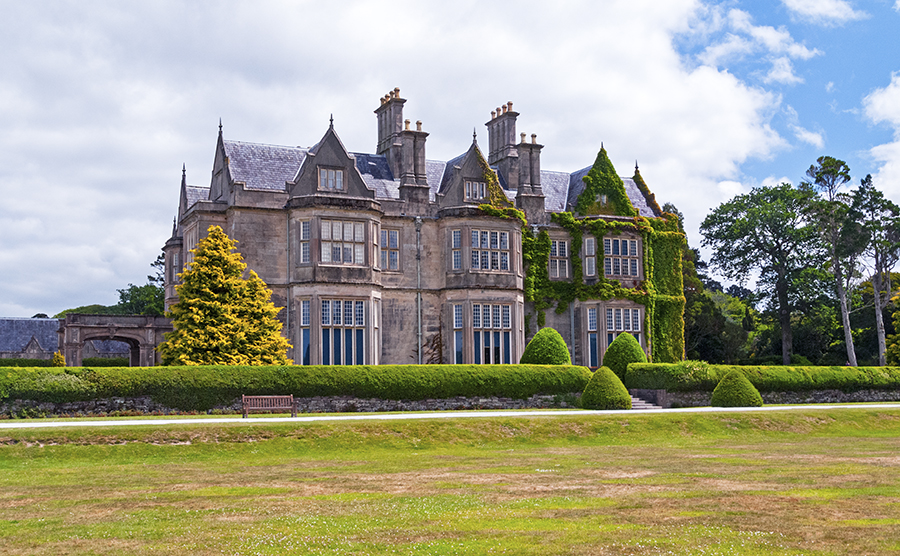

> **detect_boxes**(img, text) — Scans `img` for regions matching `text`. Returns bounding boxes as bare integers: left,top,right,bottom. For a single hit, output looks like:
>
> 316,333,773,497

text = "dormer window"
465,180,487,201
319,168,344,191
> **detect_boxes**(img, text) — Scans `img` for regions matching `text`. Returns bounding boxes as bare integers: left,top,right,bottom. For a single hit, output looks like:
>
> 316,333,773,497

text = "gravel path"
2,403,900,429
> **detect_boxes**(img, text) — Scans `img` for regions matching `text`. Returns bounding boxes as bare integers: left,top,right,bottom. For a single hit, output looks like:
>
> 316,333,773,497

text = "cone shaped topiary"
582,366,632,410
602,332,647,379
710,370,763,407
520,327,571,365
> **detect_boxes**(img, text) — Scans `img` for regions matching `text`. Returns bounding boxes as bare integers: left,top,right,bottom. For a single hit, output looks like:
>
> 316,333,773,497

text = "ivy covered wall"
479,148,686,363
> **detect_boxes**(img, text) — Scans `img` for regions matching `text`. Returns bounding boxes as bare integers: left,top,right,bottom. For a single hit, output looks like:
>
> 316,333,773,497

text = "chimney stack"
485,101,519,191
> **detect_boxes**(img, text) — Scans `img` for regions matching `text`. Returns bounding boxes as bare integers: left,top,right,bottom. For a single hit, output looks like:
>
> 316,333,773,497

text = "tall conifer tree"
158,225,292,365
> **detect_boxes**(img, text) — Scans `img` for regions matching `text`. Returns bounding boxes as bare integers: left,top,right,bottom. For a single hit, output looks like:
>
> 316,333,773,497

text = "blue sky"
0,0,899,317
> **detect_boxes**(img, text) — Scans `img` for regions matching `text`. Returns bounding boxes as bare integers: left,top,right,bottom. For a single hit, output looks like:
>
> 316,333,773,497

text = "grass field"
2,409,900,555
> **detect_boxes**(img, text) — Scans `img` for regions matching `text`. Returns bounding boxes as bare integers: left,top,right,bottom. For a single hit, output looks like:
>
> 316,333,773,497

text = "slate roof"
0,318,59,353
196,138,659,216
89,339,130,355
223,140,308,191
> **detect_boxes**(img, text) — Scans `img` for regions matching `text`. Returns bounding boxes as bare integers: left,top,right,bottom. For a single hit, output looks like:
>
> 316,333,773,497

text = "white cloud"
694,8,820,84
864,72,900,200
895,0,900,12
782,0,869,25
783,105,825,147
0,0,788,316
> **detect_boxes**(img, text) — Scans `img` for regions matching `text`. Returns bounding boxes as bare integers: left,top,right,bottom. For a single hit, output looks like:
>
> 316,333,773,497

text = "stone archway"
59,314,173,367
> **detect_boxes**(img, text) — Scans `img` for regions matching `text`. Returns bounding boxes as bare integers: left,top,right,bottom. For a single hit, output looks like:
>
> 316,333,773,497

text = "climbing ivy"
478,153,685,363
574,147,638,217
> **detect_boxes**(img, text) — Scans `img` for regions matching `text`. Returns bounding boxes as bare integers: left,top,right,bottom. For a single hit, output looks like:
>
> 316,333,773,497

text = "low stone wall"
0,393,582,418
666,388,900,408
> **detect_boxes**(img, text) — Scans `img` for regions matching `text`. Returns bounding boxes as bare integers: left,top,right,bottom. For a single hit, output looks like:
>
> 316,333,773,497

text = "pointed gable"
436,141,501,208
289,125,375,199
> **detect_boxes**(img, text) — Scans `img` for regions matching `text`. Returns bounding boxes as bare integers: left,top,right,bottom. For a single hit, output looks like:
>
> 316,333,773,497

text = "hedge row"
0,364,592,410
0,358,53,367
625,361,900,393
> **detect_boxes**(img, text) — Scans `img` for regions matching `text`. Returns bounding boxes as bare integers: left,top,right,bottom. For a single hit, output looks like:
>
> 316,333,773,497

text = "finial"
635,160,639,171
182,163,186,176
473,128,477,143
218,118,223,135
329,114,334,128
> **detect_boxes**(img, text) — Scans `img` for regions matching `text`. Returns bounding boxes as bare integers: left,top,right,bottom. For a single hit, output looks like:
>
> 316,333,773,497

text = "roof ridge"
224,139,310,150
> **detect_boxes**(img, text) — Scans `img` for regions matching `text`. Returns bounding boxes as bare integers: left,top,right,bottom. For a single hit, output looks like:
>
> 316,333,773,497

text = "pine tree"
158,225,292,366
51,351,65,367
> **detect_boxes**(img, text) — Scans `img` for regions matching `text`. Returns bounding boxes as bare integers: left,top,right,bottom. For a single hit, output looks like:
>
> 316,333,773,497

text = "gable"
437,142,505,208
289,127,374,199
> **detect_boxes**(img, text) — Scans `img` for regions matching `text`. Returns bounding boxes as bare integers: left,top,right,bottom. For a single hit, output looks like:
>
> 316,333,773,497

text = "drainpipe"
415,217,423,364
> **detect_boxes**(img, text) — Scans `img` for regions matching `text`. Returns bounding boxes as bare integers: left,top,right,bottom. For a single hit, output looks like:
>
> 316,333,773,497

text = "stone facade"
164,90,670,367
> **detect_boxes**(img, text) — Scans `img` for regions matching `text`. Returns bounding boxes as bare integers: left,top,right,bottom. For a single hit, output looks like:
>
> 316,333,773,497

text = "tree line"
681,156,900,366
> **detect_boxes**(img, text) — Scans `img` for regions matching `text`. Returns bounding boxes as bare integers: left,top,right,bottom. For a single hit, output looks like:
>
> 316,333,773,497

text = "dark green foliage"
574,147,637,217
710,370,763,407
82,357,129,367
581,366,632,410
53,304,122,318
0,358,52,367
520,328,572,365
625,361,900,393
0,364,592,410
602,332,646,379
116,283,164,316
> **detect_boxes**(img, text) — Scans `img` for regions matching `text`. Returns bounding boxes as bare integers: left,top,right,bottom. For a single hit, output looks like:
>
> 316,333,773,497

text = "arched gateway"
59,314,173,367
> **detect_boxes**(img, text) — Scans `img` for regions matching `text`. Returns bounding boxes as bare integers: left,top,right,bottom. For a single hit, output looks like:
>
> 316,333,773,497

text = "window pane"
588,308,597,331
612,239,620,255
333,300,342,325
630,240,638,257
560,261,567,278
586,238,595,256
490,251,498,270
322,328,330,365
333,245,342,263
624,309,632,331
549,259,558,277
301,242,309,264
344,301,353,326
356,329,364,365
559,241,567,257
354,244,364,264
322,220,331,240
301,221,310,240
471,230,479,247
500,232,508,250
630,259,638,276
355,222,364,242
322,300,331,326
604,257,612,276
481,251,489,269
473,304,481,328
381,229,387,246
504,331,511,364
389,250,398,269
606,309,613,331
474,331,481,364
613,258,621,275
455,330,463,364
586,257,595,276
633,310,640,331
389,229,398,249
589,333,598,367
603,238,611,255
550,241,557,257
301,300,310,326
335,170,343,190
493,305,501,328
333,329,341,364
381,249,387,269
481,231,489,249
452,250,461,270
454,304,463,329
319,168,327,188
333,222,341,241
502,306,510,328
471,250,479,269
452,230,461,249
302,328,311,366
490,231,498,250
343,245,352,263
615,309,622,330
356,301,365,326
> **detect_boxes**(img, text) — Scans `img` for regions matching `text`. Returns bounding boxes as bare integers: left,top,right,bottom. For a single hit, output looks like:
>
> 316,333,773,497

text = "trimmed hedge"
0,358,52,368
82,357,129,367
0,364,592,411
602,332,646,379
520,328,571,365
582,366,632,410
624,361,900,393
710,370,763,407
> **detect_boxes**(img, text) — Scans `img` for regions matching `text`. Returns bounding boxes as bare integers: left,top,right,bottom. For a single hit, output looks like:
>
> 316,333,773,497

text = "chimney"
516,133,545,223
484,101,519,191
374,88,406,178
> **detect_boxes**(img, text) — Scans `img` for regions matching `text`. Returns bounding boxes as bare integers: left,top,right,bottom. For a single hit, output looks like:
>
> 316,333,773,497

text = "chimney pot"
497,107,502,116
394,87,400,96
405,119,410,130
531,134,537,144
502,104,508,114
520,132,526,143
416,120,422,132
491,110,496,119
507,101,513,111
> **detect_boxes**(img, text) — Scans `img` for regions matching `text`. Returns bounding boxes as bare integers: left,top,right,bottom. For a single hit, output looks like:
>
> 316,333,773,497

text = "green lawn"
1,409,900,554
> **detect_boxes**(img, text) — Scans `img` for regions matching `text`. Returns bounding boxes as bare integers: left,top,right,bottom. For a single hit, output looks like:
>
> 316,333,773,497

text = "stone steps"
630,396,663,410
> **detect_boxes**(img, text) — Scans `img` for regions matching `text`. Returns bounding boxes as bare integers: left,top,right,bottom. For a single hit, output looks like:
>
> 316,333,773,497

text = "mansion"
163,89,684,367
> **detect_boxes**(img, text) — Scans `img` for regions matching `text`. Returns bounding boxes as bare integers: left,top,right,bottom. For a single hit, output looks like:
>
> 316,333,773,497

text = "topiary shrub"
520,328,571,365
582,366,632,410
602,332,646,379
710,370,763,407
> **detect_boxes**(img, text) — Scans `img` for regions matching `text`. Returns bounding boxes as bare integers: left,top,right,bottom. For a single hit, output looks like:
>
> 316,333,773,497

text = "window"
381,228,400,271
473,303,512,364
549,240,568,278
321,299,366,365
451,230,462,270
321,220,365,265
318,167,344,191
299,300,311,365
465,180,487,201
605,306,642,348
471,229,510,271
587,307,598,367
603,237,640,278
584,237,596,277
299,221,311,264
170,252,180,283
453,304,463,364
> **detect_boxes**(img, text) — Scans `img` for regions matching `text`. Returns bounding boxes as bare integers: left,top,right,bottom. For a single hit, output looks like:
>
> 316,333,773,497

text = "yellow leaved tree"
158,225,292,365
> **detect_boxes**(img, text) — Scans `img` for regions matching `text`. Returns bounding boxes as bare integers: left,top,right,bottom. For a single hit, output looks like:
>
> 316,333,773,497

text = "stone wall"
0,393,582,418
666,389,900,408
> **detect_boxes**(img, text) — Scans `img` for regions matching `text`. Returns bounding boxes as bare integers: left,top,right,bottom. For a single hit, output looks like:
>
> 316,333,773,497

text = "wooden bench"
242,395,297,418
